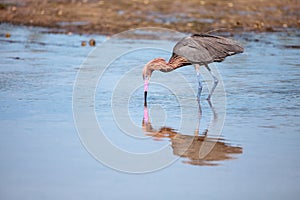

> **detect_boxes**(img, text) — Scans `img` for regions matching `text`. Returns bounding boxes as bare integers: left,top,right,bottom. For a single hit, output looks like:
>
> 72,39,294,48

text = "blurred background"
1,0,299,35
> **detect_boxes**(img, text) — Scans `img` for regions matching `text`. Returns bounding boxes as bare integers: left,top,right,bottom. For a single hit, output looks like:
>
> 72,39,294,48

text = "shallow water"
0,24,300,199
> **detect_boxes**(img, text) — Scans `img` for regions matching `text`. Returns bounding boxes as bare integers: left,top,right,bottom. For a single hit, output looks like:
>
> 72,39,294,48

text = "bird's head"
142,58,166,80
142,64,153,81
142,58,166,105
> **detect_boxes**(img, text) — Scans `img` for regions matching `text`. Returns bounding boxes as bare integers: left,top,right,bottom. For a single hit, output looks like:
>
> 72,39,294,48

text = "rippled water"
0,24,299,199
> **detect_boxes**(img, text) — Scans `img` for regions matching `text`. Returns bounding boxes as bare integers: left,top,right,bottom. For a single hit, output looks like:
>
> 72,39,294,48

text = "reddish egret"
142,34,244,103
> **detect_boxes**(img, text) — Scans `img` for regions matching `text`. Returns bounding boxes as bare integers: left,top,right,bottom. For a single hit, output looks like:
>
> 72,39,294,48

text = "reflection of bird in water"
142,34,244,104
142,101,242,166
145,127,242,166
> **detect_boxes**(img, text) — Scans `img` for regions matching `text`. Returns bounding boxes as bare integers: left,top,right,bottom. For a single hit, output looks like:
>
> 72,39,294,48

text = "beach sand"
0,0,299,35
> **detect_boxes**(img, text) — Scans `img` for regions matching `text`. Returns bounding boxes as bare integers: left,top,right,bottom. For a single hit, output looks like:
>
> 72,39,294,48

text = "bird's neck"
152,55,190,73
154,61,174,73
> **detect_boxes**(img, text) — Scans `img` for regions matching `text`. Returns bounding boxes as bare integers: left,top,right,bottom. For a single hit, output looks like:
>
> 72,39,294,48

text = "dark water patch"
282,45,300,49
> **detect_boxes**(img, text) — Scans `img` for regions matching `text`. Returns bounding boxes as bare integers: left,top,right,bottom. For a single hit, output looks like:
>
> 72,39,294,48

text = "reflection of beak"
143,105,149,124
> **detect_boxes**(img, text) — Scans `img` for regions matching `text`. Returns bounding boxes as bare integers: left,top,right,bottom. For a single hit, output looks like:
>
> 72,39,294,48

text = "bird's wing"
173,34,244,64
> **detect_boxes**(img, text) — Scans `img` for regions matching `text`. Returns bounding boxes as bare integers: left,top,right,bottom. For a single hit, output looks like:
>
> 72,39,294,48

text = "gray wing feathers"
173,34,244,64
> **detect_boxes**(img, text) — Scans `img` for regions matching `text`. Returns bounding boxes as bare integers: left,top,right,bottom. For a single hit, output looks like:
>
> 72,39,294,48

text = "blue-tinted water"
0,24,299,199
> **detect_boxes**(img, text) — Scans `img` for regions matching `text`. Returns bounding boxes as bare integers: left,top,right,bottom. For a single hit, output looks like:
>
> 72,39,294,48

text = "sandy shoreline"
0,0,299,35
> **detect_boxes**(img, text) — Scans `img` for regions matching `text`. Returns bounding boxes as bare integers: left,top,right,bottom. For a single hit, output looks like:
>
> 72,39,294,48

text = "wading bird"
142,34,244,104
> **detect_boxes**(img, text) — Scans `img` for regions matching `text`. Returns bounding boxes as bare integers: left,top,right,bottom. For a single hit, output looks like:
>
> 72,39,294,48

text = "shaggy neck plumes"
143,55,191,80
145,59,174,74
142,56,191,105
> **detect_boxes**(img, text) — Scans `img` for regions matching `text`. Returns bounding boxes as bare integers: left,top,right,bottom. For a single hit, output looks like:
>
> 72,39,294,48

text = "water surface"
0,24,300,199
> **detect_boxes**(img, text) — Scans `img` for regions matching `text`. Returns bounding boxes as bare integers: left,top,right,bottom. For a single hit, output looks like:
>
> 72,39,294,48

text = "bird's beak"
144,78,149,106
144,91,147,106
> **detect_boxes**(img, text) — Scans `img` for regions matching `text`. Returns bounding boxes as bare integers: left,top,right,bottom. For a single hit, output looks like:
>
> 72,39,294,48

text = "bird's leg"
205,64,218,100
194,64,203,101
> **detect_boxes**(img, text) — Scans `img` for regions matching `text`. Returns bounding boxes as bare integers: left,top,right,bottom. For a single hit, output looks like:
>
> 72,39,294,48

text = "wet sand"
0,0,299,35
